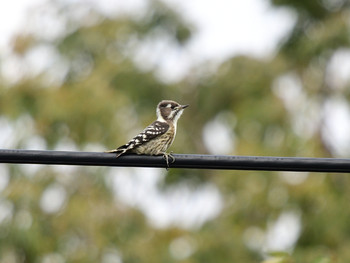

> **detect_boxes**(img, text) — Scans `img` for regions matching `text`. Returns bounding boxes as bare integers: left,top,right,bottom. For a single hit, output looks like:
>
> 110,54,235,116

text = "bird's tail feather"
104,148,120,153
105,148,128,158
115,150,126,158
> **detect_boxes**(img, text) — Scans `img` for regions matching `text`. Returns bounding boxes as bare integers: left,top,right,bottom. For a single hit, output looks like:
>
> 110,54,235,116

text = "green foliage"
0,0,350,262
263,251,293,263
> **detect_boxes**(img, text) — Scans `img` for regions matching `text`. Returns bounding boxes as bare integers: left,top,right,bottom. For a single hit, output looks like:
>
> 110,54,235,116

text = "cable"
0,149,349,173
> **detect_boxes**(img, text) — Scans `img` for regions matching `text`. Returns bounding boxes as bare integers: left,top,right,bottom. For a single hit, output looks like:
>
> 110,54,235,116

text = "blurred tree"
0,0,350,262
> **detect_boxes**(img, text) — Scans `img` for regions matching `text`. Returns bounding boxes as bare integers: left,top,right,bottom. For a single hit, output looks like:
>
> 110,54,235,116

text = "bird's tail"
105,149,118,153
105,147,128,158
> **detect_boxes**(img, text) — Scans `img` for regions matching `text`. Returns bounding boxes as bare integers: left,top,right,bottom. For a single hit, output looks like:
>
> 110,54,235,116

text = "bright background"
1,1,350,262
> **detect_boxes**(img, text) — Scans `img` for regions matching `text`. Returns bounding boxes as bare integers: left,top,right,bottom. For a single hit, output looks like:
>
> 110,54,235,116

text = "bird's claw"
163,152,175,170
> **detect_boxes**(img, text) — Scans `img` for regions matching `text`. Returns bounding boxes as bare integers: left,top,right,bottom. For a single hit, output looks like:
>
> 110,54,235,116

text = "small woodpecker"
106,100,189,167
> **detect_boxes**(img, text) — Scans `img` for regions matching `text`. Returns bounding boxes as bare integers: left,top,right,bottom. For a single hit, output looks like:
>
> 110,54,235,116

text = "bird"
106,100,189,168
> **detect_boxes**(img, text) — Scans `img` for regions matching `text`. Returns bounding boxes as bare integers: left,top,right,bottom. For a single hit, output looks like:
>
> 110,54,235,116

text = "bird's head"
156,100,189,123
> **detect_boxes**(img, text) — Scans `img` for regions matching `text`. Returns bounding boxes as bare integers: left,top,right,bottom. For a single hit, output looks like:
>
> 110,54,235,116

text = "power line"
0,149,349,173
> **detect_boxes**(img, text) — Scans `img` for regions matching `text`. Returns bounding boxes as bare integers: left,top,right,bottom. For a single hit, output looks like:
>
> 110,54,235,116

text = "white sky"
163,0,295,59
0,0,45,51
0,0,296,85
0,0,296,63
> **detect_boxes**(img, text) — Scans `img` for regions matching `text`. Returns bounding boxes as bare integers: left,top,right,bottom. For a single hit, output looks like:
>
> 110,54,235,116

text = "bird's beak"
181,104,189,109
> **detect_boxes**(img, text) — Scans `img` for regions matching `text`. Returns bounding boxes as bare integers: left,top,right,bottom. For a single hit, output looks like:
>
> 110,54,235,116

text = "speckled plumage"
131,122,175,155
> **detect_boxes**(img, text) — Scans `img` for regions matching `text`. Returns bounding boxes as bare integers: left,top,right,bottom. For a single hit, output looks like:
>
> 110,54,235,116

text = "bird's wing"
108,121,169,156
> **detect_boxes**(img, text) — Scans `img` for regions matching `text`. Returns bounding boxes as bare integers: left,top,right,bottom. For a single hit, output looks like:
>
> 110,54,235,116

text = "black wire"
0,149,350,173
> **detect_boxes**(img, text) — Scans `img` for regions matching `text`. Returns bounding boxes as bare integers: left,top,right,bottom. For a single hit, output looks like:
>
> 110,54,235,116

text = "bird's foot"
163,152,175,170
